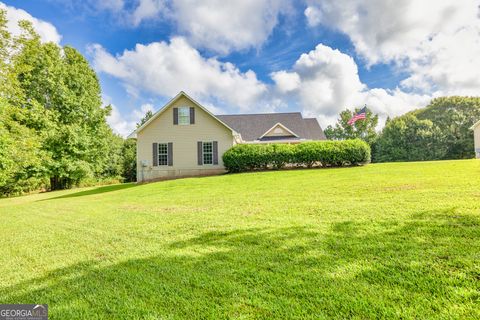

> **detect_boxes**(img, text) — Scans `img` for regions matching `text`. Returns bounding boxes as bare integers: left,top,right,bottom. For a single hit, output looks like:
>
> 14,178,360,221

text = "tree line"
0,11,136,196
324,96,480,162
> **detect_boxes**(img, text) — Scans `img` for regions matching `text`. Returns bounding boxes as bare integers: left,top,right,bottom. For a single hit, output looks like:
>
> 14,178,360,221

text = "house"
472,120,480,158
128,92,325,182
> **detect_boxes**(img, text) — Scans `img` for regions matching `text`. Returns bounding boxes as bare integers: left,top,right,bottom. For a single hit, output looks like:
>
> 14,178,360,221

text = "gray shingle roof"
215,112,325,142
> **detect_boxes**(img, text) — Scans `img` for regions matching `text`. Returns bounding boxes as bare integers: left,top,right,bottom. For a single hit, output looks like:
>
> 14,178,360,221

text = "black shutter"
190,107,195,124
173,108,178,125
213,141,218,165
167,142,173,166
197,141,203,165
152,143,158,166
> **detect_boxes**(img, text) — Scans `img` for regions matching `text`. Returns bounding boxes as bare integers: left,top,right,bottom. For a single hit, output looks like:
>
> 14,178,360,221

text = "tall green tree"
6,19,118,190
324,107,379,144
373,114,445,162
0,11,50,195
0,11,133,195
414,96,480,159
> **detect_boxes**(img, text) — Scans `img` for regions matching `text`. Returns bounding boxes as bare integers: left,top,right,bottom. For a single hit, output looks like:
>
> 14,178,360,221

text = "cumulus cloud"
272,44,430,125
100,0,291,54
271,71,301,93
0,2,62,44
304,0,480,96
90,37,267,112
106,102,155,137
167,0,292,54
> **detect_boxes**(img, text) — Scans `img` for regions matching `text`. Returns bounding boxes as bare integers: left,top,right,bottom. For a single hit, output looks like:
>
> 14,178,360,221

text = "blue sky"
2,1,479,136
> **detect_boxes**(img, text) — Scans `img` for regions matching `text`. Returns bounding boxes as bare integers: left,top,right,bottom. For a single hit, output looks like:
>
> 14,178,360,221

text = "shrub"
223,139,370,173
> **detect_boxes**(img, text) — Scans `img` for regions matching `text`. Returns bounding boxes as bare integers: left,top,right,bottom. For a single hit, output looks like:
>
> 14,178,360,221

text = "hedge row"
222,139,371,173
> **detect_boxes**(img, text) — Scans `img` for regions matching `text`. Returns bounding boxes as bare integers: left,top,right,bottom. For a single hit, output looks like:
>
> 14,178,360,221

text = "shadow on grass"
1,212,478,319
41,183,137,201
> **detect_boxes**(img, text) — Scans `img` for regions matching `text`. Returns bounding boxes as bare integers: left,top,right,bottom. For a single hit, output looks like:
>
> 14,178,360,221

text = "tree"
414,97,480,159
0,11,137,196
373,114,445,162
0,98,49,196
122,139,137,182
324,107,379,145
5,18,120,190
0,11,50,195
137,110,153,128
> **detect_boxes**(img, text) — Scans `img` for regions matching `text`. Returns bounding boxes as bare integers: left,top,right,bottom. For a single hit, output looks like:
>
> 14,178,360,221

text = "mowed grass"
0,160,479,319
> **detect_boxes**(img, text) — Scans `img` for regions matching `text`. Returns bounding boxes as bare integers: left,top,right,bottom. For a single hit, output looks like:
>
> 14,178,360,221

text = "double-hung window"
158,143,168,166
202,142,213,165
178,107,190,125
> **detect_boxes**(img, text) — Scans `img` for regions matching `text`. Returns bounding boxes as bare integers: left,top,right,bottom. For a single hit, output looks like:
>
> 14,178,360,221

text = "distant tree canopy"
324,107,378,145
374,97,480,162
414,97,480,159
327,97,480,163
373,114,445,162
0,10,133,195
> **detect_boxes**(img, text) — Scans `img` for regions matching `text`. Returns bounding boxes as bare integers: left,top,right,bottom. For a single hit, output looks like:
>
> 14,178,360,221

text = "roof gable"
259,122,299,139
128,91,236,138
471,119,480,130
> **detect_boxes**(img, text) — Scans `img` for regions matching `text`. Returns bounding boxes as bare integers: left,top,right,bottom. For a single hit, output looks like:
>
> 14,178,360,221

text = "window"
158,143,168,166
203,142,213,165
178,107,190,125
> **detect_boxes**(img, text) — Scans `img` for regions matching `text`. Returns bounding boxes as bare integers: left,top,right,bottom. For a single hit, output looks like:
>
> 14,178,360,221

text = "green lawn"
0,160,479,319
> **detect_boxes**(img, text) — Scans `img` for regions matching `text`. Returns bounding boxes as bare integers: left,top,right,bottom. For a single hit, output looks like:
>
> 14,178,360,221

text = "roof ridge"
216,112,302,116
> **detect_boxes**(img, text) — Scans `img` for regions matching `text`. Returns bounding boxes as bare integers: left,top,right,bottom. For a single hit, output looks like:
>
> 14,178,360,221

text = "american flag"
347,106,367,126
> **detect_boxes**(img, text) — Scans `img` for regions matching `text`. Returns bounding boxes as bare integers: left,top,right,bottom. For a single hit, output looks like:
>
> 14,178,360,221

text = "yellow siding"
475,126,480,158
136,96,234,181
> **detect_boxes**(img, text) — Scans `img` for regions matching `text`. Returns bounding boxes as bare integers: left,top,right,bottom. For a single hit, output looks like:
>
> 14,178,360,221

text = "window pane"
158,143,168,166
178,107,190,125
202,142,213,164
203,142,212,153
203,153,213,165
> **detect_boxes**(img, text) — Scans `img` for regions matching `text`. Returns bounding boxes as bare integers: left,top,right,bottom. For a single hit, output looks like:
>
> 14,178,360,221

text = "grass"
0,160,479,319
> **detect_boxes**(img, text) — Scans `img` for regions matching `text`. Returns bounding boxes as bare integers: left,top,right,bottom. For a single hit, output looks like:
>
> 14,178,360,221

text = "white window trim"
178,106,190,125
158,142,169,166
202,141,214,165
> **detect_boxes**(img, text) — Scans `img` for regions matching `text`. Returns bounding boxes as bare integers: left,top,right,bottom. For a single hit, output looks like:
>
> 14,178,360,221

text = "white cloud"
271,71,300,93
106,102,155,137
106,104,135,137
272,44,430,126
0,2,62,44
91,37,267,112
167,0,292,54
130,0,165,26
305,0,478,64
106,0,291,54
400,25,480,96
305,0,480,96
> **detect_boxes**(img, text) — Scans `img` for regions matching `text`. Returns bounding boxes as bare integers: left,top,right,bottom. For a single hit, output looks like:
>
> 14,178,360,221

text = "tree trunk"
50,176,70,190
